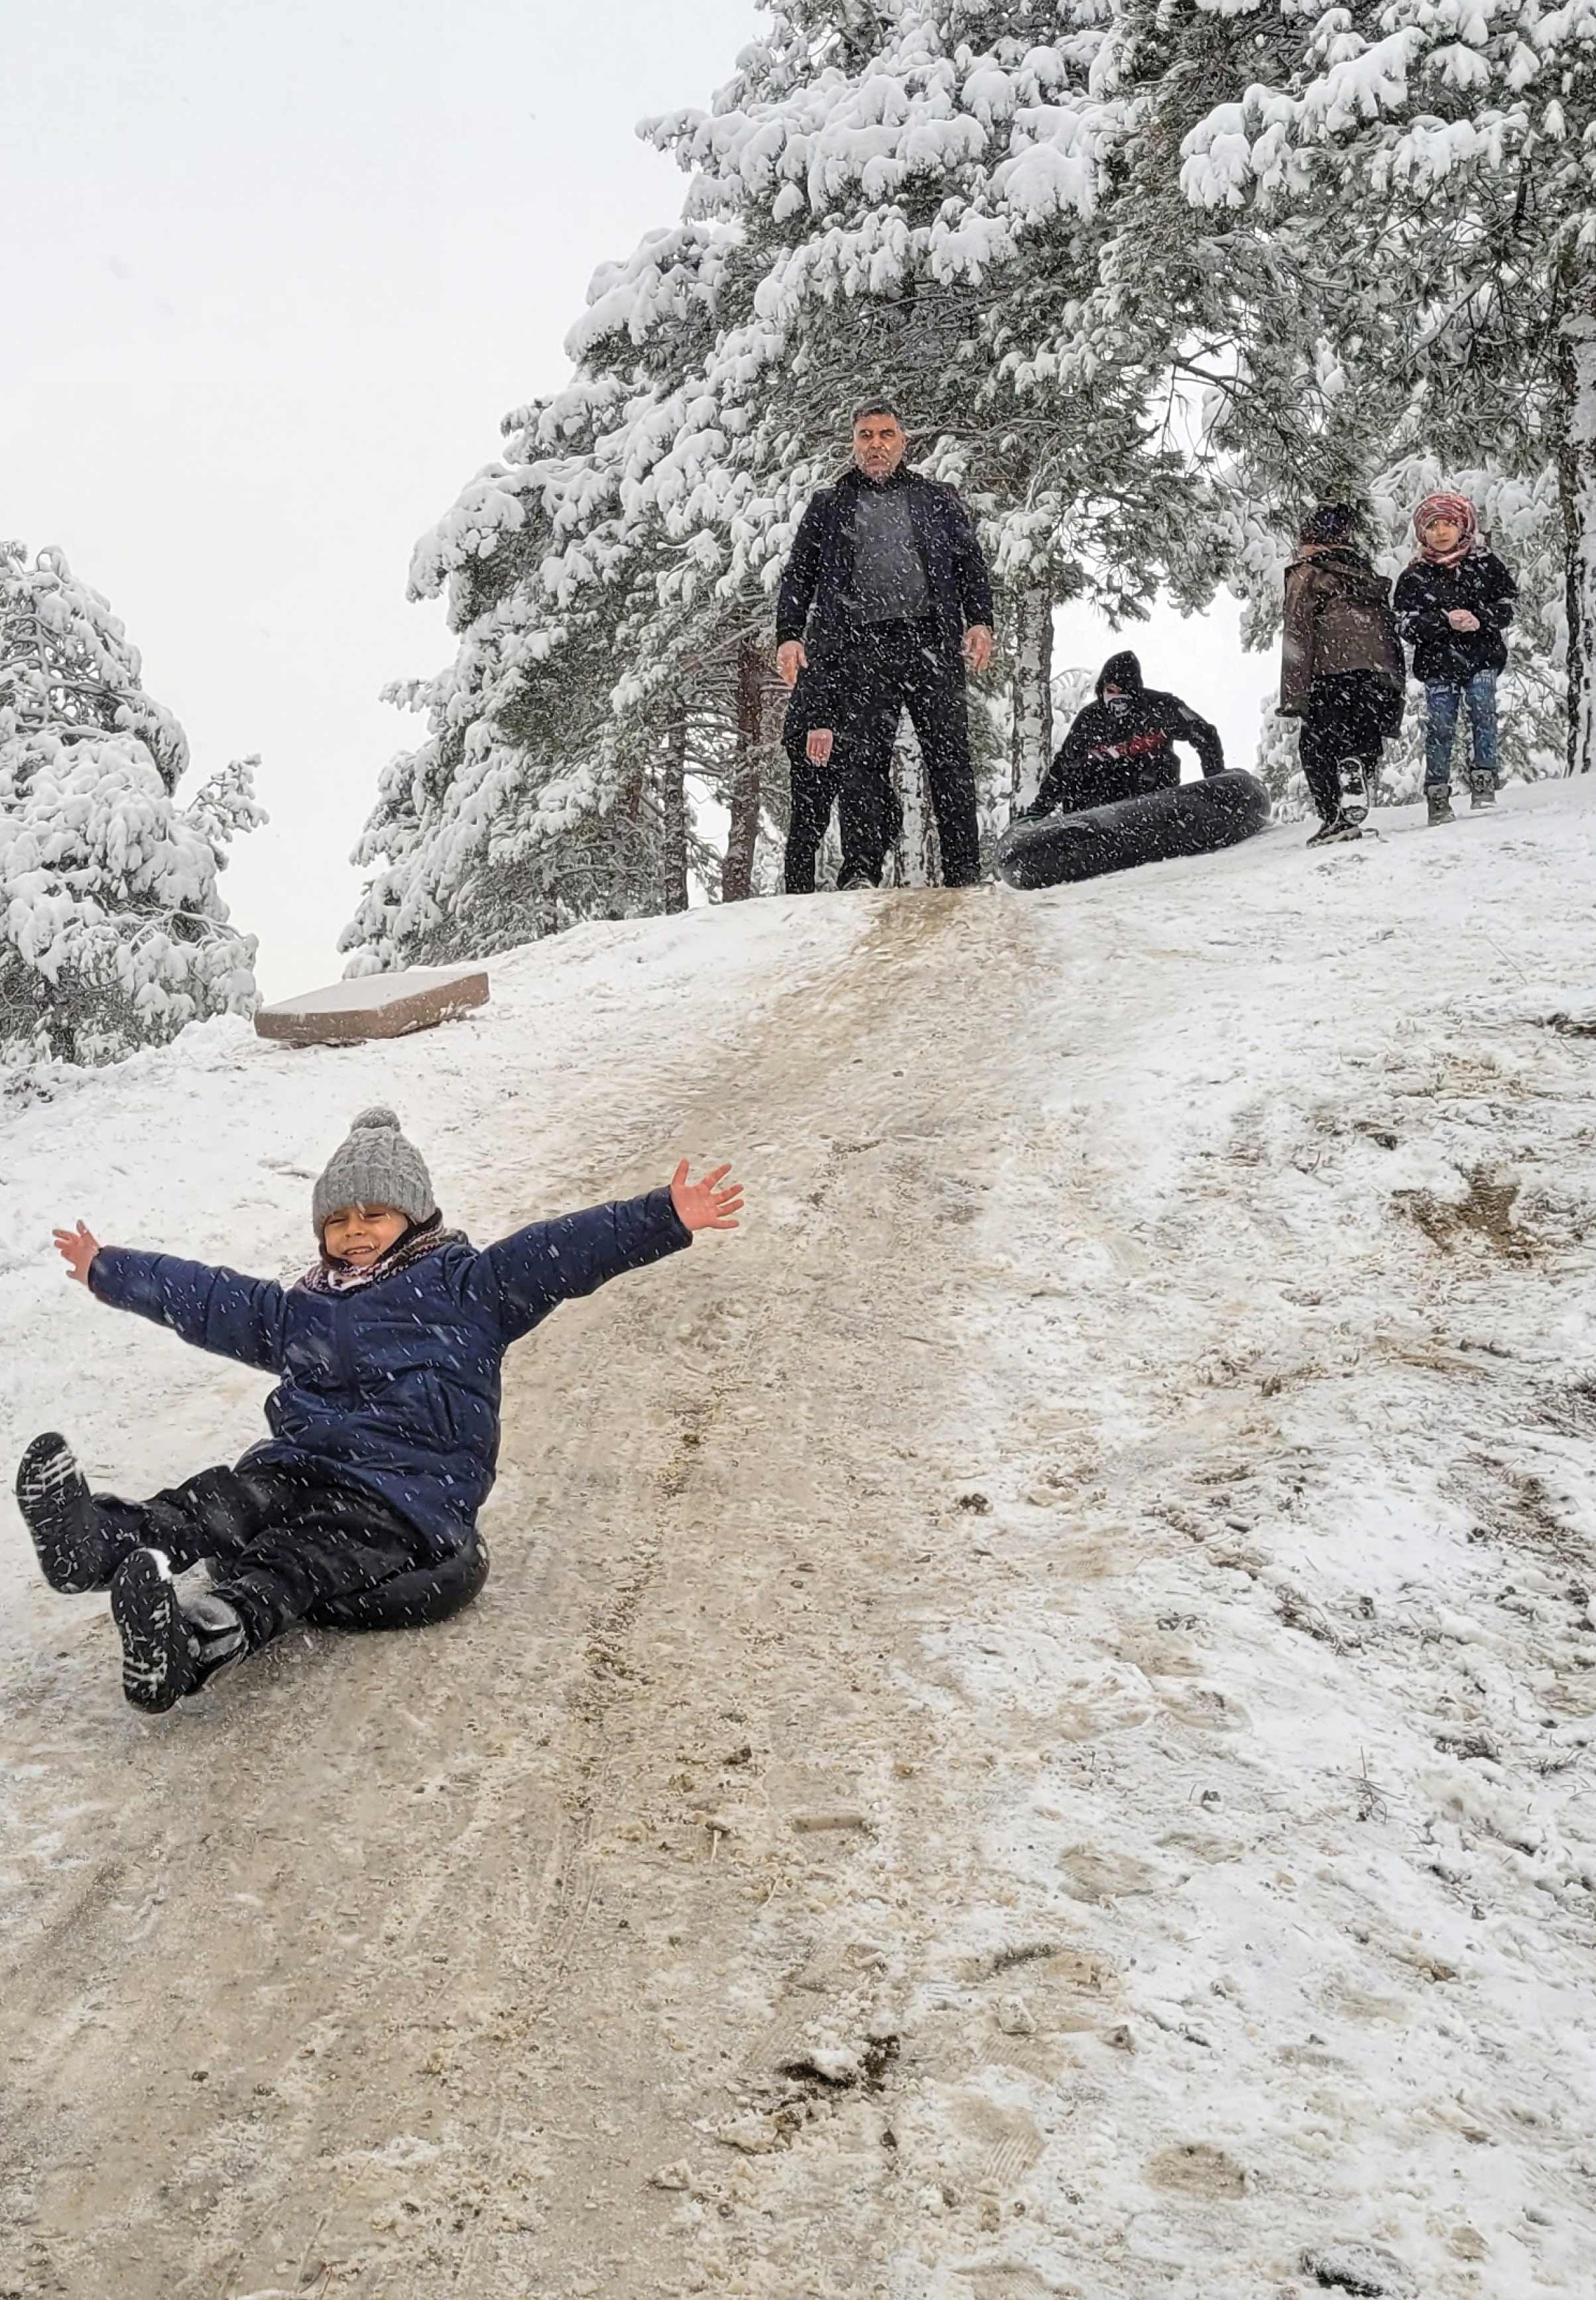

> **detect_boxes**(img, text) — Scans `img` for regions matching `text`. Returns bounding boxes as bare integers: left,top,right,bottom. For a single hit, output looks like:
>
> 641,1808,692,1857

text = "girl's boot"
1426,786,1455,827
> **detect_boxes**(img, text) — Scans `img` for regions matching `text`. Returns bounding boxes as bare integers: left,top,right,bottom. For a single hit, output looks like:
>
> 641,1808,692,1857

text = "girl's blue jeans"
1424,669,1499,787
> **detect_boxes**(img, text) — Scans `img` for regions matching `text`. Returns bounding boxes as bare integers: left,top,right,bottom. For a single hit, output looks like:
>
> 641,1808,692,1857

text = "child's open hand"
670,1162,744,1234
53,1222,101,1286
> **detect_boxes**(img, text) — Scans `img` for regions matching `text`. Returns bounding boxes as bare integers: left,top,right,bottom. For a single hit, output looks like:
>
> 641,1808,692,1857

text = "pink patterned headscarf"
1412,493,1477,567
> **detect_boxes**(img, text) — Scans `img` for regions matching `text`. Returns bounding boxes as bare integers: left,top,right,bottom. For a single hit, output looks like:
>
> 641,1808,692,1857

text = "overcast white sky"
6,0,1273,1003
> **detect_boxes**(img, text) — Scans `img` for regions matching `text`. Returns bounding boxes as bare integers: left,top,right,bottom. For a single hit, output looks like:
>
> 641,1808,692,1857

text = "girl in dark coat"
1392,493,1518,824
1280,504,1406,846
17,1107,744,1713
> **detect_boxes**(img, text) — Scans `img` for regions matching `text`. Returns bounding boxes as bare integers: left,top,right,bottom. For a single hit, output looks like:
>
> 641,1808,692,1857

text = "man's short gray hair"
851,396,904,429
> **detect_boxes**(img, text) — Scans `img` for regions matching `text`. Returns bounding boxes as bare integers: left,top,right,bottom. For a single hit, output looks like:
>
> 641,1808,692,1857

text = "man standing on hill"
776,400,995,892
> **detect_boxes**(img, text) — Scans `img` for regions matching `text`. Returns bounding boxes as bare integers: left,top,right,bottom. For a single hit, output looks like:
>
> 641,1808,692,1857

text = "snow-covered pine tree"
1042,0,1442,815
0,544,262,1069
343,522,670,967
1087,1,1420,504
341,215,763,969
346,0,1249,957
637,0,1205,798
1179,0,1593,772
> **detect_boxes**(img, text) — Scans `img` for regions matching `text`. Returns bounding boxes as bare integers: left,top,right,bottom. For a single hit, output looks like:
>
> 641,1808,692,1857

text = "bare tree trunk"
662,707,688,912
1009,585,1054,808
723,638,764,900
1558,286,1596,775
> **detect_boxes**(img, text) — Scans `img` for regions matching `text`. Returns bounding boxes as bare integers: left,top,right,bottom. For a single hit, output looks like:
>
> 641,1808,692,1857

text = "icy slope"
2,780,1594,2300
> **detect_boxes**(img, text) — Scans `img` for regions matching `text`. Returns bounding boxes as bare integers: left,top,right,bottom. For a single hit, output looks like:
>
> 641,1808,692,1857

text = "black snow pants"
784,616,981,889
784,743,904,893
1298,670,1398,823
94,1461,452,1652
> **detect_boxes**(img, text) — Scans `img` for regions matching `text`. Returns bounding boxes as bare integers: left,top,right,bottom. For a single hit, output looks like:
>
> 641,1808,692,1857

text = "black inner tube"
997,770,1270,891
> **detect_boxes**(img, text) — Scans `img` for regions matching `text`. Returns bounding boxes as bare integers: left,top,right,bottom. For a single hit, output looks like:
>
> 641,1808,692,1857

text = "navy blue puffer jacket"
88,1189,692,1549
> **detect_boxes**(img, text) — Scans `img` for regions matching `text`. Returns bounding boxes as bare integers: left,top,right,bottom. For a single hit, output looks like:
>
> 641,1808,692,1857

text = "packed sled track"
3,779,1596,2300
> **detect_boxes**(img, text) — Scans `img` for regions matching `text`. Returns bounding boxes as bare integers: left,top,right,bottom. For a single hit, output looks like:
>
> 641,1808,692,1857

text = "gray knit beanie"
312,1107,436,1237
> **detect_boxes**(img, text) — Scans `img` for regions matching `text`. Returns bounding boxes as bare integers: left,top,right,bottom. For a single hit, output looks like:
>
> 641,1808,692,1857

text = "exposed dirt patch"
1465,1461,1591,1569
1146,2140,1248,2197
1530,1378,1596,1439
1395,1166,1534,1262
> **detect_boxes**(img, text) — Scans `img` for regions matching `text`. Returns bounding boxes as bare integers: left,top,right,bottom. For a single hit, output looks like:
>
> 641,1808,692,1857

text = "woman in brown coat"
1280,504,1406,845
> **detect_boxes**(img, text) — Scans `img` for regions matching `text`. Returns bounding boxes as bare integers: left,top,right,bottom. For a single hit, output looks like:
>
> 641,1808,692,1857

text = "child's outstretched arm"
57,1221,289,1372
479,1162,744,1342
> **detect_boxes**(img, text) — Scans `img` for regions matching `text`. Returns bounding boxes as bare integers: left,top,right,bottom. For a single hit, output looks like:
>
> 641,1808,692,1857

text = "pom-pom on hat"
312,1106,436,1237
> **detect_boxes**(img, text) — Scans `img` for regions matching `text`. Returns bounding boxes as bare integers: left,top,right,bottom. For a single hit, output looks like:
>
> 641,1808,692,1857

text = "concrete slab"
254,965,489,1048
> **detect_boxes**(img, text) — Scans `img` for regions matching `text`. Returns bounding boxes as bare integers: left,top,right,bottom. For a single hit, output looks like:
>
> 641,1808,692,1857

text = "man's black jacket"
1026,651,1224,817
1392,551,1517,686
776,465,994,668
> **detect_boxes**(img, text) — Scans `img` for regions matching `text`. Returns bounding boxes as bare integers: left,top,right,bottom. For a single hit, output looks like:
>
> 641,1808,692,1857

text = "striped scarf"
298,1211,469,1296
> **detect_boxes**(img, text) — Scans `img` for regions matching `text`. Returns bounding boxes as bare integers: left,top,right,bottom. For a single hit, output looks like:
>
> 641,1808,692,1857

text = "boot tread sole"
111,1549,192,1714
16,1433,99,1594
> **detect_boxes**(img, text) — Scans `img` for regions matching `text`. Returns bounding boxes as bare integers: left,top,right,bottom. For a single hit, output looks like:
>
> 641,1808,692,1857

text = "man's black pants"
784,618,981,890
94,1462,445,1651
785,746,904,893
1299,672,1394,823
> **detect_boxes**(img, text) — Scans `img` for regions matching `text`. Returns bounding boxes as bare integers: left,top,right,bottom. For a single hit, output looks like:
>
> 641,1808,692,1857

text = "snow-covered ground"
2,779,1594,2299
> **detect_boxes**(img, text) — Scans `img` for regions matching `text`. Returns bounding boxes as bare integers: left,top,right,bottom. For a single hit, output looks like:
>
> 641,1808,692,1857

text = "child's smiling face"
322,1203,408,1267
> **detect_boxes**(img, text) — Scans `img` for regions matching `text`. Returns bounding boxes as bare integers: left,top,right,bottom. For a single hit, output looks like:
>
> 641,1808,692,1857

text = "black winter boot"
1426,786,1455,827
15,1433,126,1593
1469,772,1497,809
111,1547,247,1713
1336,760,1371,825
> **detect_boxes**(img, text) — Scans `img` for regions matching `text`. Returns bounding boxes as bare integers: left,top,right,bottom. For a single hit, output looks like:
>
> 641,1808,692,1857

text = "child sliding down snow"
17,1106,743,1714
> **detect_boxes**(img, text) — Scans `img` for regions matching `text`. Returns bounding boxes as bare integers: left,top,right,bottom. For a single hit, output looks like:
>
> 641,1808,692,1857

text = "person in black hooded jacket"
1018,652,1224,821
